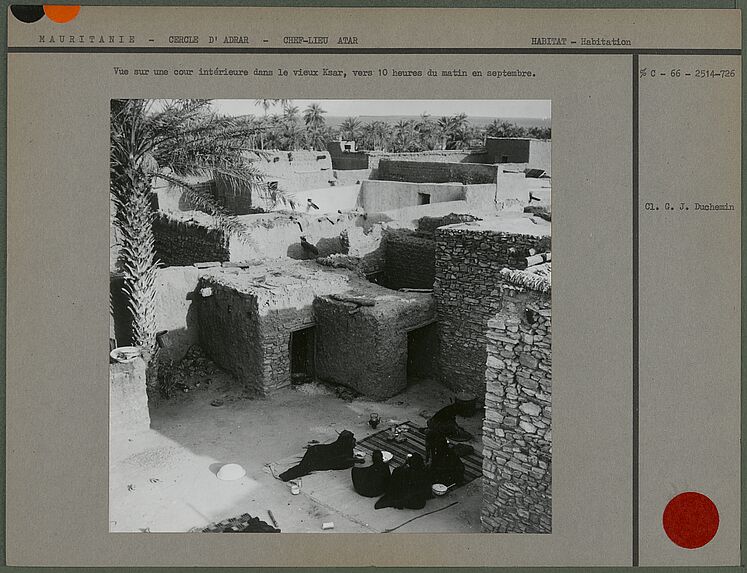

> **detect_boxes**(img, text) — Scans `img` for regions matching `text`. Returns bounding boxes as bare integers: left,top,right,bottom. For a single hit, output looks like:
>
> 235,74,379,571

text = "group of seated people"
352,429,465,510
277,401,473,511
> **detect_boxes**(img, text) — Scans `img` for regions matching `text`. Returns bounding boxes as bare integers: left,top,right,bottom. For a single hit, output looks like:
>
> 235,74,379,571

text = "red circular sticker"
663,492,719,549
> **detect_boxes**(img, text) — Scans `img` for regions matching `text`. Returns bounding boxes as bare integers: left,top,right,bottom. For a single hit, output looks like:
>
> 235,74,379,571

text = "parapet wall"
378,159,498,184
482,287,552,533
256,150,333,177
368,150,489,172
433,220,551,395
329,149,489,172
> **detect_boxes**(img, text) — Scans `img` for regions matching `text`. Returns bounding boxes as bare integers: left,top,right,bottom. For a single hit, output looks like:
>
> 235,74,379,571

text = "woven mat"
355,421,483,485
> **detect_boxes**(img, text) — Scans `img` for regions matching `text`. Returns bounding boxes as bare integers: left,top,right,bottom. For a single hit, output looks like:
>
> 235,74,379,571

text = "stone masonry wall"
383,230,436,289
482,287,551,533
433,225,550,395
378,159,498,184
154,216,229,266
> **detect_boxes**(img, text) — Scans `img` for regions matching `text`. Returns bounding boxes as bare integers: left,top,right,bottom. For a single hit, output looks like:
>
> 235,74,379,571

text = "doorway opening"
406,322,439,381
290,326,316,382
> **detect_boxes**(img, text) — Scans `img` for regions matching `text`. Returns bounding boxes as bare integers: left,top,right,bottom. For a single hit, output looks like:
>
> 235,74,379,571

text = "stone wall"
481,287,551,533
377,160,498,184
153,215,229,266
433,220,551,395
383,230,436,289
314,292,435,398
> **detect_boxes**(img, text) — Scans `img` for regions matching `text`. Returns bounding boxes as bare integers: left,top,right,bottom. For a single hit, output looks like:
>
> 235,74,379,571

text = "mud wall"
528,140,552,174
284,184,360,214
227,213,362,261
433,224,551,395
314,293,436,398
153,266,201,360
482,287,551,533
359,180,466,212
196,279,265,393
329,152,369,170
368,150,490,173
110,358,150,436
377,160,498,184
486,138,531,163
196,267,352,393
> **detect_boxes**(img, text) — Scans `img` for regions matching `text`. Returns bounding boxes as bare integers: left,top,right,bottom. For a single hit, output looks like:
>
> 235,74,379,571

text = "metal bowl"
432,483,448,496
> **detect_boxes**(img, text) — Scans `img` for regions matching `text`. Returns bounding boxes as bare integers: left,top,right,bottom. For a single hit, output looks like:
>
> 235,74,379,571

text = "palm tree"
339,117,362,143
370,120,392,151
283,104,300,124
438,113,469,149
111,99,269,358
303,103,328,150
485,119,527,139
303,103,327,129
415,113,440,150
392,119,418,152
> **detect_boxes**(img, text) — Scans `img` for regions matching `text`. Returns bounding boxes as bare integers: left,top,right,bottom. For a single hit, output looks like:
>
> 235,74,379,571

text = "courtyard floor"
109,372,485,533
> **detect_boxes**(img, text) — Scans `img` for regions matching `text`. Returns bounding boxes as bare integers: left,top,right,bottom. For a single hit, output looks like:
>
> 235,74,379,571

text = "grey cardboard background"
4,6,742,568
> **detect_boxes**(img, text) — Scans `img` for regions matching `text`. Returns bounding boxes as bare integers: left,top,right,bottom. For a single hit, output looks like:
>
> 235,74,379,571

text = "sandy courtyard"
110,373,485,533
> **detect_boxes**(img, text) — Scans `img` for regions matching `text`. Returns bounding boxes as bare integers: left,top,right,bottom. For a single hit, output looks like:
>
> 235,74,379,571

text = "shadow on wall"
286,236,347,260
110,270,200,361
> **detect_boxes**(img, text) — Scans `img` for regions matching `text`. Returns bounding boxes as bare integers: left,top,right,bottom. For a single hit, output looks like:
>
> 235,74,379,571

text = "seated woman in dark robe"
374,453,431,510
279,430,357,482
427,402,473,442
351,450,391,497
425,430,465,487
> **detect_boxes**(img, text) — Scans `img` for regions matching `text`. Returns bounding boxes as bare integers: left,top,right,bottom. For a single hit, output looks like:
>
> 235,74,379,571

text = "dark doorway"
417,192,431,205
290,327,316,379
406,322,439,381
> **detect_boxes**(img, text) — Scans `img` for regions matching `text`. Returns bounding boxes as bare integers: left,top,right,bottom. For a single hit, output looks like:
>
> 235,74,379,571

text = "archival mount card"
5,5,742,568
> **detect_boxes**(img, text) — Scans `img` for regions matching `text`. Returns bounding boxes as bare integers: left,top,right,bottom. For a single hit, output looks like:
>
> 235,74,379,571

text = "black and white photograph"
109,98,552,534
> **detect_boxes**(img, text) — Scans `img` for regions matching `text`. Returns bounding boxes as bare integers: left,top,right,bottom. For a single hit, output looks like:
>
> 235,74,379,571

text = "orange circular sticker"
43,5,80,23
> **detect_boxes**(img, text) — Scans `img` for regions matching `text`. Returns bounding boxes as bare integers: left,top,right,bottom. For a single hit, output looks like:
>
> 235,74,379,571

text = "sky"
211,99,550,119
